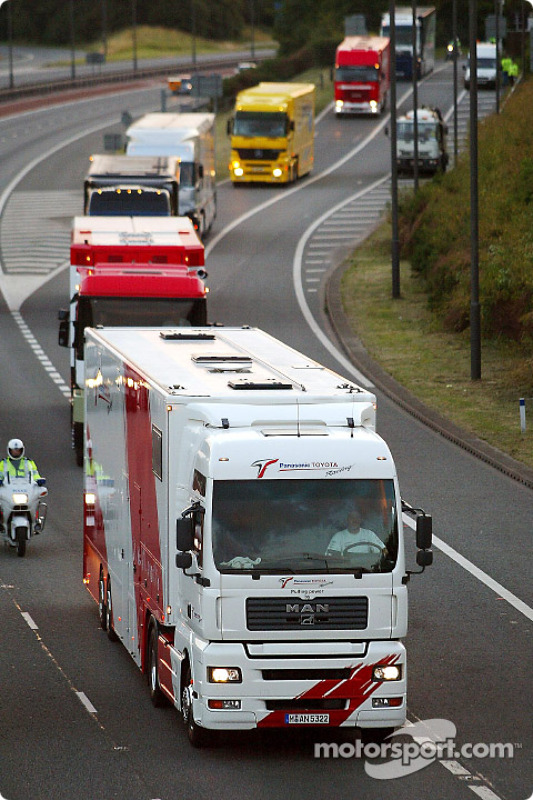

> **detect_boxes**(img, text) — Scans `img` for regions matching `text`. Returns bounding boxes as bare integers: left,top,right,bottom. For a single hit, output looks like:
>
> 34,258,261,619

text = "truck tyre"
98,573,107,630
73,422,83,467
181,663,214,748
105,582,119,642
16,526,27,557
148,625,167,707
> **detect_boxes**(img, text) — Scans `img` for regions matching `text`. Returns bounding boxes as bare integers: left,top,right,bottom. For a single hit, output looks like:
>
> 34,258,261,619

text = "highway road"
0,65,531,800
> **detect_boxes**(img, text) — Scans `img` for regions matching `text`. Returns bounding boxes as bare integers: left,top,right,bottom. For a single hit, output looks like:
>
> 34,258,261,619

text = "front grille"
236,148,281,161
246,596,368,631
262,668,351,681
266,698,347,711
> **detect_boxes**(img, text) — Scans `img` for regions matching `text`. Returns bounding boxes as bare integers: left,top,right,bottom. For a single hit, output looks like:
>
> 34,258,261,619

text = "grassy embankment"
341,79,533,470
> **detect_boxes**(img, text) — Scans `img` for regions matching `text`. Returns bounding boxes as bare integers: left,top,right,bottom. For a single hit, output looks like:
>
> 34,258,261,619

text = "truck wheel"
148,625,166,707
98,573,107,630
181,663,214,747
105,582,119,642
16,526,27,557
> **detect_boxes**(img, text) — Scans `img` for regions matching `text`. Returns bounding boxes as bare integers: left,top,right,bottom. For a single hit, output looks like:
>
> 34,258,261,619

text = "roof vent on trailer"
228,378,294,391
192,353,253,373
160,331,215,341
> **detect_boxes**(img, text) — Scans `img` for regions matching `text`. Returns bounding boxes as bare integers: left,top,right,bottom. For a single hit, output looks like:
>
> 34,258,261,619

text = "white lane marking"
293,173,391,389
21,611,38,630
76,691,98,715
11,311,70,399
469,787,506,800
402,514,533,622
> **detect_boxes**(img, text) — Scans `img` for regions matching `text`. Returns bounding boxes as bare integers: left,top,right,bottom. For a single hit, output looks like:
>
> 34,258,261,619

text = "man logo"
285,603,330,614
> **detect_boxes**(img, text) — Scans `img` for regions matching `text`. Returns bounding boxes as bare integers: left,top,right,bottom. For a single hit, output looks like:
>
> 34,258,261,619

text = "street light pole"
389,0,401,299
191,0,197,72
250,0,255,60
132,0,137,74
7,0,14,89
469,0,481,380
452,0,459,161
69,0,76,80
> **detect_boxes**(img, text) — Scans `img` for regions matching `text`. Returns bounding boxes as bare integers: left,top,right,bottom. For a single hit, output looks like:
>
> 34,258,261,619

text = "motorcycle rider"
0,439,46,532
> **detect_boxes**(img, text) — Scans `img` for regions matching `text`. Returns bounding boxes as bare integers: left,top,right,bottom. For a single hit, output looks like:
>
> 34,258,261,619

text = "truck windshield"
382,25,418,48
179,162,195,187
397,121,438,142
88,190,171,216
336,66,380,82
212,478,398,574
75,297,206,358
233,112,288,138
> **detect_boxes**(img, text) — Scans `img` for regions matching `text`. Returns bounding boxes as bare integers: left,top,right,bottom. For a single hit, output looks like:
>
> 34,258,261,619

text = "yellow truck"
227,82,315,184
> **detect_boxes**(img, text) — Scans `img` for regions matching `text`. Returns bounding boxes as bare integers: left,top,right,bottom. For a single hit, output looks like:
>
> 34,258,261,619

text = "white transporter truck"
126,113,216,238
396,107,449,175
83,327,432,746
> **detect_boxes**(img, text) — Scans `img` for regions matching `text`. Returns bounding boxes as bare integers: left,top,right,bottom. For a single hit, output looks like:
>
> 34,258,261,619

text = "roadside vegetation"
341,79,533,470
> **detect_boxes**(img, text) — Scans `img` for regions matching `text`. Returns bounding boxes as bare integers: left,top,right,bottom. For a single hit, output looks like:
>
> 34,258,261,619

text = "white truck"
396,107,448,175
126,113,217,238
83,326,432,747
464,42,498,90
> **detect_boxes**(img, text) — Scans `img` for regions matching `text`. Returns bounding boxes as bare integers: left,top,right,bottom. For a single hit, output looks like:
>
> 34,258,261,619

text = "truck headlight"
12,492,28,505
335,100,343,109
373,665,402,681
207,667,242,683
272,168,283,178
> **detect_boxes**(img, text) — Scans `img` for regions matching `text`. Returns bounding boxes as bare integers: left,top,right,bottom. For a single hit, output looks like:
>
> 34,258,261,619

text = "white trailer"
126,113,217,238
83,326,432,746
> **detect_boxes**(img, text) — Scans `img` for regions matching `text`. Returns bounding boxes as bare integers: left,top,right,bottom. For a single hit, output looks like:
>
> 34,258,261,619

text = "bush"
400,78,533,345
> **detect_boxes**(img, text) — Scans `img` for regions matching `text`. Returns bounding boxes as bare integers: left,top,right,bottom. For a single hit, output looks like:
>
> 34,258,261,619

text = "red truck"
58,216,208,466
334,36,390,116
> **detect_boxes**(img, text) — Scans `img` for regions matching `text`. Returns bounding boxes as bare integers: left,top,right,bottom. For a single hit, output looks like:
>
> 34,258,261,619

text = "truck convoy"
396,107,448,174
463,42,498,90
58,216,207,466
125,113,217,238
334,36,390,115
227,82,315,184
83,325,433,747
84,155,180,217
380,6,436,80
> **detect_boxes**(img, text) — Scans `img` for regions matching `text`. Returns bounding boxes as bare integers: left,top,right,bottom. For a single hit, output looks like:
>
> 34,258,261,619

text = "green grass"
341,224,533,470
47,25,276,66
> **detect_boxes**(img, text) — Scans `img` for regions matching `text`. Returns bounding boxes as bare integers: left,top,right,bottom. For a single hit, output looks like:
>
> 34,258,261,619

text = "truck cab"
396,107,448,175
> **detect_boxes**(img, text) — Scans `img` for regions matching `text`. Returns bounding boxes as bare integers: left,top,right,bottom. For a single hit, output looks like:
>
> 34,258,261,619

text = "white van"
464,42,498,90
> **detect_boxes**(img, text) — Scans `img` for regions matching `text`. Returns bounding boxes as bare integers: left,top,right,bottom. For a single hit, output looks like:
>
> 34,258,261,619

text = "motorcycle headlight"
12,492,29,504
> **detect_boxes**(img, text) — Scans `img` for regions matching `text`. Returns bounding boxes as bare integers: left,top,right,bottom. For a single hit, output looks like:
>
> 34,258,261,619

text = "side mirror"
176,551,193,569
177,517,194,551
58,318,69,348
416,549,433,567
416,514,432,550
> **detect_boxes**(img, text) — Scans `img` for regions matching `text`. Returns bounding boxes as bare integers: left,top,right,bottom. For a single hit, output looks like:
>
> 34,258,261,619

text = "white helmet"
8,438,24,459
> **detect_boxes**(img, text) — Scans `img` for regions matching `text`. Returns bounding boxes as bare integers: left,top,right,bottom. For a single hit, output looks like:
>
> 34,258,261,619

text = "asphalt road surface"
0,65,531,800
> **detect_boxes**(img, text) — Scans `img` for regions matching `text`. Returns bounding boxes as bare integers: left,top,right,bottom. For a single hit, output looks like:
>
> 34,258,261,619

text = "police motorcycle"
0,474,48,557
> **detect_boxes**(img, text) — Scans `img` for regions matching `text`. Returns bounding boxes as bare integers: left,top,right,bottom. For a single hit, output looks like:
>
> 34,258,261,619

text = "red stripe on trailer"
123,366,163,661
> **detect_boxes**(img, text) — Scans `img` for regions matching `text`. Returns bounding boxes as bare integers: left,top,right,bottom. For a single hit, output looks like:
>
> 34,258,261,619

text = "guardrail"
0,53,271,106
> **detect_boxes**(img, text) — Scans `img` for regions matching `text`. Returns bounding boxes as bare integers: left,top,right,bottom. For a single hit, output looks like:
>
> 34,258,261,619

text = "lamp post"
6,0,14,89
250,0,255,60
452,0,459,160
389,0,401,300
69,0,75,80
132,0,137,74
411,0,419,193
191,0,197,72
469,0,481,380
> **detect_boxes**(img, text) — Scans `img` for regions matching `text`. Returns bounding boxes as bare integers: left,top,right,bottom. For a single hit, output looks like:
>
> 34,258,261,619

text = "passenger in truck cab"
326,509,386,557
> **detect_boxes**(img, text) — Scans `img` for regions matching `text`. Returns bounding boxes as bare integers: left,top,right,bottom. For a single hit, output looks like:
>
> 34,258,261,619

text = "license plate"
286,713,329,725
